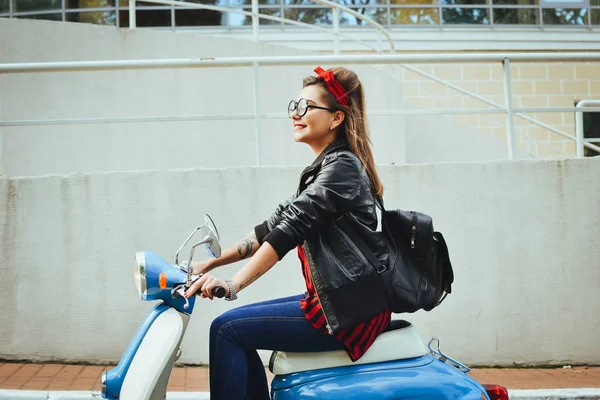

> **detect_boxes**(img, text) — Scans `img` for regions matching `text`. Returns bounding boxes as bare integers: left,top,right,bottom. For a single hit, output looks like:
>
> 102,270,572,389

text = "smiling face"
291,85,339,153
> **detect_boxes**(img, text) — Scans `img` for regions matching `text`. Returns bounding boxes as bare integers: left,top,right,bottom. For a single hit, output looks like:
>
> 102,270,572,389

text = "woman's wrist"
206,258,218,271
224,279,238,301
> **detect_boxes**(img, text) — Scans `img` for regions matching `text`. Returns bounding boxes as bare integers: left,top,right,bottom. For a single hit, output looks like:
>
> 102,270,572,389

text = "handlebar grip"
212,286,226,298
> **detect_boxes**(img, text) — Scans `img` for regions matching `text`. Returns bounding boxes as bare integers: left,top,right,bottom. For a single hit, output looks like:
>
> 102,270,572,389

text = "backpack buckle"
376,264,387,274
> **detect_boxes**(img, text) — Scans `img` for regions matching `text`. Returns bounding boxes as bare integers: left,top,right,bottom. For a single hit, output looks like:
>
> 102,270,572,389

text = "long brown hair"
303,67,384,197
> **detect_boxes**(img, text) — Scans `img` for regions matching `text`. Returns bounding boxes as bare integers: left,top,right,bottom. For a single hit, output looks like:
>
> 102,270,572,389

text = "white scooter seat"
269,320,428,375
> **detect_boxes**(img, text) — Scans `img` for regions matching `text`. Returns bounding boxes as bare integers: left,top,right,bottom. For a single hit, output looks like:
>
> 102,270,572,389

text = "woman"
184,66,391,400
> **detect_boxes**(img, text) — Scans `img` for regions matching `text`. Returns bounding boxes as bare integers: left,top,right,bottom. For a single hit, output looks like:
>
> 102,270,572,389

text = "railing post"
575,100,600,157
575,105,585,158
332,7,340,55
502,58,516,160
0,94,3,176
252,0,259,41
129,0,136,28
252,62,263,166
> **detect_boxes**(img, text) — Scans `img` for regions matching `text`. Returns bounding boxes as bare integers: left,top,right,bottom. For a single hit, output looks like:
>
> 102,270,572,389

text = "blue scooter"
101,215,508,400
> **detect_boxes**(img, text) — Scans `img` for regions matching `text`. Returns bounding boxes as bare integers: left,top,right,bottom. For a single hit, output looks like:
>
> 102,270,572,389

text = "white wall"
1,157,599,366
0,19,519,177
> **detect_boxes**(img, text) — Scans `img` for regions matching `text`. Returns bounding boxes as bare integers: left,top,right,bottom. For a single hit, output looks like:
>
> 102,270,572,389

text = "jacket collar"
306,138,350,172
297,139,349,195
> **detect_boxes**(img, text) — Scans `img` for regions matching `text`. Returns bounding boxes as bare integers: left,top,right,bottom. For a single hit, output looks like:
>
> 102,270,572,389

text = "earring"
330,126,334,131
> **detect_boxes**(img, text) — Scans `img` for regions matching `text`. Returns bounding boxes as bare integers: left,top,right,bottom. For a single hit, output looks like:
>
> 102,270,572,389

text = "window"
6,0,600,27
583,109,600,157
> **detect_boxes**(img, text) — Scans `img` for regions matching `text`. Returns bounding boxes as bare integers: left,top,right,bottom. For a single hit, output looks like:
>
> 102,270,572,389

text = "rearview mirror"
203,214,221,259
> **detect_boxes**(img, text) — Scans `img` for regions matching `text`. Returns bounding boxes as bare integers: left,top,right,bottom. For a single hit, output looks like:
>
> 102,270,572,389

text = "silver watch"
225,280,238,301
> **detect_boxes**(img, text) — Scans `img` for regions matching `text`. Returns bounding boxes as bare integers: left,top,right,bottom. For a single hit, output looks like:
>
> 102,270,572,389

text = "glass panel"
230,7,281,25
442,0,487,4
0,0,9,12
131,0,227,4
67,0,115,8
284,7,332,24
118,9,171,26
284,0,316,4
15,12,62,19
340,7,388,25
584,146,600,157
66,10,116,23
542,8,587,24
229,0,281,4
583,112,600,140
255,7,282,24
591,0,599,5
391,7,439,23
391,0,438,4
286,0,385,3
494,7,538,23
175,8,224,25
134,1,169,7
593,9,599,24
15,0,61,12
493,0,536,4
442,7,489,23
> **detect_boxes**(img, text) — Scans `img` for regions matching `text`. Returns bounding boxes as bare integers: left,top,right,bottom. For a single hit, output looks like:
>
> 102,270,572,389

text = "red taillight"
482,384,509,400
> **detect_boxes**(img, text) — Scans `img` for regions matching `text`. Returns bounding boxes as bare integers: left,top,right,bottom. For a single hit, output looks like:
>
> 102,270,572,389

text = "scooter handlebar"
211,286,227,298
175,285,226,300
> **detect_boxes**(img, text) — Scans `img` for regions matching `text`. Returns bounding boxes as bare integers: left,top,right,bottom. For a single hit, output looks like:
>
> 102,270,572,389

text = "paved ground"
0,362,599,392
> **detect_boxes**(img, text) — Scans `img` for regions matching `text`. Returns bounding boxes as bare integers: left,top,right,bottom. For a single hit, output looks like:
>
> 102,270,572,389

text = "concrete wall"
0,19,520,177
1,157,599,366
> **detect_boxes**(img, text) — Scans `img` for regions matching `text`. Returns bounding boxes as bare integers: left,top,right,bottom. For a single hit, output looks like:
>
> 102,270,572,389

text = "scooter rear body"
269,320,491,400
271,355,489,400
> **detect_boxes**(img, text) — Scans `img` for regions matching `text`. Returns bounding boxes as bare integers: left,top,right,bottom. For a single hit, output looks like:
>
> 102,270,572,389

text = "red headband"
314,66,349,107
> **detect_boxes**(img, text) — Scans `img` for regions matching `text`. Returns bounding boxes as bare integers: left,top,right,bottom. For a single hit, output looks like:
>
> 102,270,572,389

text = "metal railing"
576,100,600,158
126,0,395,54
4,0,599,162
2,53,600,165
122,0,600,159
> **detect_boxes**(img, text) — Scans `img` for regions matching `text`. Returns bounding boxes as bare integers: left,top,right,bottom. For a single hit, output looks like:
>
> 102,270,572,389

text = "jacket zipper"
304,243,334,335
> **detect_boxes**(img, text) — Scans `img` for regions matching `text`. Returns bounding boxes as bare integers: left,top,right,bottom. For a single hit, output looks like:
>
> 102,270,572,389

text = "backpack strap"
433,232,454,294
337,216,387,275
375,196,385,211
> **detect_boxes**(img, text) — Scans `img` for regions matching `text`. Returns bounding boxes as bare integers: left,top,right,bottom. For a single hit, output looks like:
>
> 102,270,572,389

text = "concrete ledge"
1,389,599,400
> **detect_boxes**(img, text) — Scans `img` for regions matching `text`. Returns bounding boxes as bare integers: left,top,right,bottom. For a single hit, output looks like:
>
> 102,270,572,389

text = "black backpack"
338,200,454,314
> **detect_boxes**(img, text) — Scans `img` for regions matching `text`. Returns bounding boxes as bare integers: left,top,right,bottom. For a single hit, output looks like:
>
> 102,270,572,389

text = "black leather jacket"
255,140,389,334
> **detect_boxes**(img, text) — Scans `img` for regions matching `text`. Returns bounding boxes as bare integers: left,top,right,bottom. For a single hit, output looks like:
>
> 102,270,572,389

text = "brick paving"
0,362,599,392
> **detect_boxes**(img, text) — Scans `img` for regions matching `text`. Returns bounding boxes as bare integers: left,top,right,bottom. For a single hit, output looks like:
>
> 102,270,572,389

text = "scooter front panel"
120,307,185,400
271,355,489,400
103,303,170,399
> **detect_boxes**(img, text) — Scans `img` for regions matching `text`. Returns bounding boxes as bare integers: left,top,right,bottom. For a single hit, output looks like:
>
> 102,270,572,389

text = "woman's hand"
184,274,229,300
181,259,213,275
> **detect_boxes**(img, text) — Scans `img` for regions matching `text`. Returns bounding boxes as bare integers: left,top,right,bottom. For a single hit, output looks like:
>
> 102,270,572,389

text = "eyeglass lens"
288,99,308,118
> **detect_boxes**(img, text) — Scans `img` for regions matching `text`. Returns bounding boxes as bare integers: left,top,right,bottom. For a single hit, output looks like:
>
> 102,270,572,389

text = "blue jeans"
209,294,345,400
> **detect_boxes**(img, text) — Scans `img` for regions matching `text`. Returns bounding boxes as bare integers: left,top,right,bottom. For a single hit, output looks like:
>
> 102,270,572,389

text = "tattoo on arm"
239,271,263,291
237,232,257,259
237,239,254,259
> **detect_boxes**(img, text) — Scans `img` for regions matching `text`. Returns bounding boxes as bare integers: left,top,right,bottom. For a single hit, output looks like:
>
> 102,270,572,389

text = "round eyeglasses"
288,98,335,118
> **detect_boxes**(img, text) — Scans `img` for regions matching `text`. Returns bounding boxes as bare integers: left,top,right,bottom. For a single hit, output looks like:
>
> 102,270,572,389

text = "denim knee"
210,309,238,345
